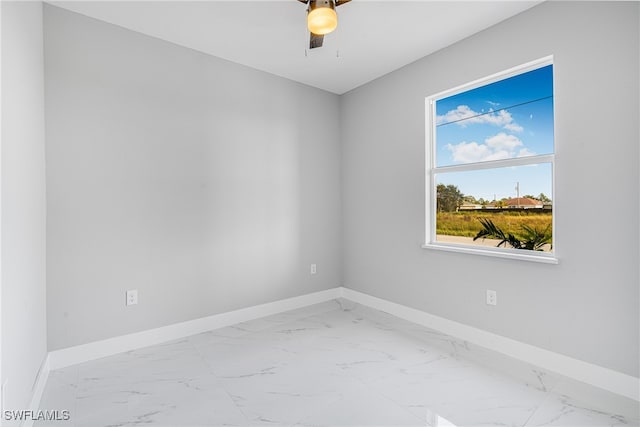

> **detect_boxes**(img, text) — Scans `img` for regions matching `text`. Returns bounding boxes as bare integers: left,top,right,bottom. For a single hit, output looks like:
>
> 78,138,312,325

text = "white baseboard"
21,354,50,427
341,287,640,402
48,287,342,370
45,286,638,403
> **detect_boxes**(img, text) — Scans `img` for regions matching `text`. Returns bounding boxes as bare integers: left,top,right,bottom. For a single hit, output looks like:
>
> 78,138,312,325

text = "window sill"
422,242,559,264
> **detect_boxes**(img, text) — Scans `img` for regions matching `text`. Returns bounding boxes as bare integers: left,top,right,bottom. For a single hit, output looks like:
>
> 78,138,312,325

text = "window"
424,57,556,263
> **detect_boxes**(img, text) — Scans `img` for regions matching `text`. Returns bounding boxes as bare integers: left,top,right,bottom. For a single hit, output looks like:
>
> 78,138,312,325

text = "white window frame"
423,56,558,264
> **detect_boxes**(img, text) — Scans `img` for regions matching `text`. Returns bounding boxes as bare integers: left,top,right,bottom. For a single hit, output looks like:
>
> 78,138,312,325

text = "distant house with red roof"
502,197,543,209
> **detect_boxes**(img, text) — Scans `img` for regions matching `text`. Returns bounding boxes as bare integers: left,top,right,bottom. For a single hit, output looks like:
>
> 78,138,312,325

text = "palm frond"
474,218,552,251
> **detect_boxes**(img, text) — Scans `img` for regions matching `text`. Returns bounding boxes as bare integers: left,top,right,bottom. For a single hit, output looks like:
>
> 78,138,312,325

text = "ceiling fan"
297,0,351,49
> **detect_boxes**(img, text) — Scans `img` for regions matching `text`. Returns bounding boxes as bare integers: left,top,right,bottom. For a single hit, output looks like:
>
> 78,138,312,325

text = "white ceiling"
49,1,541,94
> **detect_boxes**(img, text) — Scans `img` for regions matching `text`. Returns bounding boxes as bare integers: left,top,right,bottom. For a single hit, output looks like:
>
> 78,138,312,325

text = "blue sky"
434,65,554,200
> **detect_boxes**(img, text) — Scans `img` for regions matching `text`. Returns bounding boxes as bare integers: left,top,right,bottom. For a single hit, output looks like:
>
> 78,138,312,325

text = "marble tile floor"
36,299,639,427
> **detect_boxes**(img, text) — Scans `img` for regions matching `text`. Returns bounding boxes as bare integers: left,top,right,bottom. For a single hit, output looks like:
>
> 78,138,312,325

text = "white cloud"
436,105,473,124
446,133,535,163
504,122,524,132
446,141,492,163
437,105,523,132
485,133,523,151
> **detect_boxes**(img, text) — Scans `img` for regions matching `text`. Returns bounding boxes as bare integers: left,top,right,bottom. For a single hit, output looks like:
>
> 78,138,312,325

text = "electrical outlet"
486,289,497,306
126,289,138,306
310,264,317,275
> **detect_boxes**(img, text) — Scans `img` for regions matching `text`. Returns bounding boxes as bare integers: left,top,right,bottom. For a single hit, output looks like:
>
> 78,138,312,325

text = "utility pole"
515,182,520,208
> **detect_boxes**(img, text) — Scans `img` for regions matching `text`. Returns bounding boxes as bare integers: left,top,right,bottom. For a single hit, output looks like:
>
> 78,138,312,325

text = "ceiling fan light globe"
308,7,337,35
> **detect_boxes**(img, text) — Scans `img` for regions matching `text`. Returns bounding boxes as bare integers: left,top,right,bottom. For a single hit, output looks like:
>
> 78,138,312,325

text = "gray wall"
341,1,639,377
42,1,639,380
1,0,48,414
44,5,341,351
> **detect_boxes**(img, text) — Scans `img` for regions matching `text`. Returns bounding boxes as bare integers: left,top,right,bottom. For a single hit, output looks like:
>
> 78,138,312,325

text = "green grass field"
436,211,552,239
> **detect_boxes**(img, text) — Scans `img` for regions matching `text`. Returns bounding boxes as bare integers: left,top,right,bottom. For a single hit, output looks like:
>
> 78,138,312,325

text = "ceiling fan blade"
335,0,351,6
310,32,324,49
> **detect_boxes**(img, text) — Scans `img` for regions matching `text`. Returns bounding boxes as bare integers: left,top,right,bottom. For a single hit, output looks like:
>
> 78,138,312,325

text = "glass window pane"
435,65,554,167
434,164,553,252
